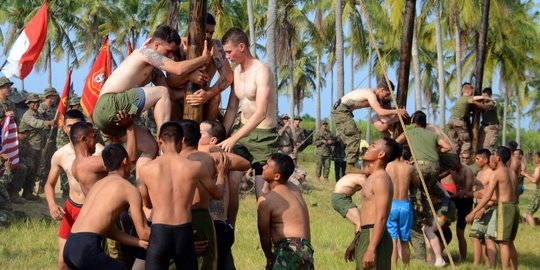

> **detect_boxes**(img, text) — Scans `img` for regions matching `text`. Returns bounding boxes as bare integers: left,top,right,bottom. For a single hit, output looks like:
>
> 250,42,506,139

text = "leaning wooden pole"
184,0,207,122
472,0,490,155
393,0,416,138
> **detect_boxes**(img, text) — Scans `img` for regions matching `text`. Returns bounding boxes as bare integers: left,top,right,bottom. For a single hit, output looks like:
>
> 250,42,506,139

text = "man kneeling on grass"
63,144,150,270
257,153,314,269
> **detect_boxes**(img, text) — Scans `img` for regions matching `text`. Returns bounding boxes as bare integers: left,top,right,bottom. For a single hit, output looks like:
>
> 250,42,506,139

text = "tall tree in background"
335,0,344,99
267,0,278,116
434,0,446,130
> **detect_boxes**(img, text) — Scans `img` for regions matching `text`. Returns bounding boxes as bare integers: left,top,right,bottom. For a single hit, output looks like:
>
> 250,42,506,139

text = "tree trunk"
335,0,344,99
289,61,294,117
184,0,207,122
412,21,422,111
502,83,508,146
167,0,180,29
47,40,52,87
435,0,445,130
330,68,334,131
21,79,24,91
516,104,521,147
267,0,279,118
316,55,321,129
471,0,490,154
396,0,416,109
350,46,354,92
366,46,372,144
454,10,462,92
247,0,256,56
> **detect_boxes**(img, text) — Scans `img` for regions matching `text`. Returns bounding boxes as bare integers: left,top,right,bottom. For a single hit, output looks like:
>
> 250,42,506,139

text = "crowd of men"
0,13,538,270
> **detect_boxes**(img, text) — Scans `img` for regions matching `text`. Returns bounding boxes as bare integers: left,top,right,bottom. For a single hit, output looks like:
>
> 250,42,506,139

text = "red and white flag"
57,69,72,128
0,116,20,175
81,36,111,119
1,1,48,80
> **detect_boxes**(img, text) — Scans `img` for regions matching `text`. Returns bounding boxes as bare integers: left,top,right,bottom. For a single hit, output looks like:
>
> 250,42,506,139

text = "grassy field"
1,158,540,269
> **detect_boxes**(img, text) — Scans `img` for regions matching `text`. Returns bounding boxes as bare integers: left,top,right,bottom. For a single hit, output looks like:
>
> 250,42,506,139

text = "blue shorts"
386,200,413,241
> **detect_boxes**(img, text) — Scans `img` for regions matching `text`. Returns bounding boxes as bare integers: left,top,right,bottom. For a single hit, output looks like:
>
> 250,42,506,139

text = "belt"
482,122,499,126
333,99,342,110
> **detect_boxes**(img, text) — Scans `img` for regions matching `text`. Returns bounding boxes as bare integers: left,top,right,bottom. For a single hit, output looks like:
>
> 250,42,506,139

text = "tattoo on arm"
139,48,165,68
214,56,223,71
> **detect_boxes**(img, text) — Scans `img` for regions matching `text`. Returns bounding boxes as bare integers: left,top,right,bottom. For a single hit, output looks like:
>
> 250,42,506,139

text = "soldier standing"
277,114,295,157
333,133,346,181
290,116,306,164
37,88,59,193
0,155,15,227
19,94,55,200
478,88,499,152
313,120,333,181
0,77,18,122
68,95,82,112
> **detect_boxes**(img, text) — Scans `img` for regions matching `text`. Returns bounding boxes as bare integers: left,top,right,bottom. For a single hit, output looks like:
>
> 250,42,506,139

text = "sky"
1,2,538,131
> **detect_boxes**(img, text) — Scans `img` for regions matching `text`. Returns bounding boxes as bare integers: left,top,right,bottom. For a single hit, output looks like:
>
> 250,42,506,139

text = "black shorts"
214,220,235,270
145,223,198,270
64,232,128,270
452,197,474,230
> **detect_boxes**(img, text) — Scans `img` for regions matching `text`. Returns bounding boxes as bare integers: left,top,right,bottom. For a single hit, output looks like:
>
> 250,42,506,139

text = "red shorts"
58,197,83,239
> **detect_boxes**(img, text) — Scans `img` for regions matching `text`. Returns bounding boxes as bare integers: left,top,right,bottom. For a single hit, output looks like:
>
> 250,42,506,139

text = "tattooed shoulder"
139,48,166,68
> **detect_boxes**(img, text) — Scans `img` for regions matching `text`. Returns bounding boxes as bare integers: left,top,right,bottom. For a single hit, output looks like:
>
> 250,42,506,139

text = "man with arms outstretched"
63,144,150,270
219,27,279,200
331,78,406,174
466,147,519,270
93,24,212,155
522,152,540,227
257,153,313,269
44,110,104,270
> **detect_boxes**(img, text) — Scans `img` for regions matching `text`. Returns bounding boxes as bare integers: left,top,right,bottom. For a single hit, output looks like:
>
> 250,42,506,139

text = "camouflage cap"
43,87,58,97
321,120,328,125
8,88,26,104
281,114,290,120
25,93,41,103
294,115,302,121
0,76,14,88
69,96,81,106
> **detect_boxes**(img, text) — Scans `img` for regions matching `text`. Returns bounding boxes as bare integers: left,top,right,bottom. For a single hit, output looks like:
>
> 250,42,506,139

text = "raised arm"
437,137,452,153
522,166,540,184
137,42,211,76
366,92,401,117
45,152,65,221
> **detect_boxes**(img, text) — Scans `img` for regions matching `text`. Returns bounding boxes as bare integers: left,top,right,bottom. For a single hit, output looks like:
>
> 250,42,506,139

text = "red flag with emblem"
57,69,72,128
81,36,111,119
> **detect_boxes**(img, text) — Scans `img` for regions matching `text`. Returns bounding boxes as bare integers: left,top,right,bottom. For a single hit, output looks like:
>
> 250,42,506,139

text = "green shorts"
273,238,314,270
527,189,540,215
469,206,495,240
93,88,144,137
487,202,520,242
331,193,357,218
192,208,217,270
230,124,279,164
355,225,392,270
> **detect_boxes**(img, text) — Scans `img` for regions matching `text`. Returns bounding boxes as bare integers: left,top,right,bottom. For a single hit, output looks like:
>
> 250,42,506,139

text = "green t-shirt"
451,96,471,119
407,128,440,162
481,100,499,125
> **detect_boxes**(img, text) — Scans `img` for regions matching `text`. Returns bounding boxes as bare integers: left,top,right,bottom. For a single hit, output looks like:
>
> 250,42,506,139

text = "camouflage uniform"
480,100,499,152
278,124,294,156
0,165,14,226
37,102,57,189
448,96,471,155
313,126,333,180
272,238,314,270
527,188,540,215
0,99,18,123
331,100,361,165
291,125,306,162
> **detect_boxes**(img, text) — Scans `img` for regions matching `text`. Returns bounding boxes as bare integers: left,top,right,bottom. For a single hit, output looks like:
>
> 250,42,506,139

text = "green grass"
1,159,540,269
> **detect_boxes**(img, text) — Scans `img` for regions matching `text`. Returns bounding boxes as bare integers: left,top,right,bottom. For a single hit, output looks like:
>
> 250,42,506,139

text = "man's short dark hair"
206,13,216,25
222,27,249,47
159,121,183,144
102,144,127,171
202,120,226,143
508,141,518,152
377,77,395,92
270,153,295,181
476,148,491,159
515,149,524,155
402,147,411,161
411,110,427,128
64,109,85,122
382,137,401,163
153,24,181,45
495,146,511,164
69,122,94,144
179,119,201,147
482,87,493,96
462,82,472,88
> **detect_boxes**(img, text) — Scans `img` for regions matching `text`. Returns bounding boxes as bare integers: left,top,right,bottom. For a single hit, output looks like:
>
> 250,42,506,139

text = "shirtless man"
93,24,212,156
508,141,523,197
522,151,540,227
257,153,313,269
71,113,136,195
331,77,406,174
179,14,234,121
466,147,519,270
63,144,150,270
331,174,367,235
449,159,474,261
219,27,279,200
385,149,419,266
44,110,104,270
198,120,250,270
469,149,497,267
138,122,224,270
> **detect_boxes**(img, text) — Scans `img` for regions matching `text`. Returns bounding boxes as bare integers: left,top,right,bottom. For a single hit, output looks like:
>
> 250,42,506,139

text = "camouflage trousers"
272,238,314,270
527,189,540,215
332,103,360,164
480,124,499,152
315,156,331,179
447,118,471,155
23,149,40,195
7,163,27,194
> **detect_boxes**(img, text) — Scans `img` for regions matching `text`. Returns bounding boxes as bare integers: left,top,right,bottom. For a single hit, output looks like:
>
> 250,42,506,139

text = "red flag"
57,69,72,128
127,40,133,56
81,36,111,119
1,1,48,79
0,116,20,176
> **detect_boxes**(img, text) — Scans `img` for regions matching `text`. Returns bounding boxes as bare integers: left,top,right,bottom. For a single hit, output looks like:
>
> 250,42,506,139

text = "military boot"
9,192,24,204
345,163,363,174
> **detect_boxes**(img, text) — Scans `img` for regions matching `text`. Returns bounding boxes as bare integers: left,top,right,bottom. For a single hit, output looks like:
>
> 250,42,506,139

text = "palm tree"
434,0,446,130
266,0,278,116
335,0,344,99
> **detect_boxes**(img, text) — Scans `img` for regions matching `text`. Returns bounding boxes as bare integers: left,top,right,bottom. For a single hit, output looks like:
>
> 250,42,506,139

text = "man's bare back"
334,173,366,196
386,159,418,201
72,155,108,195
